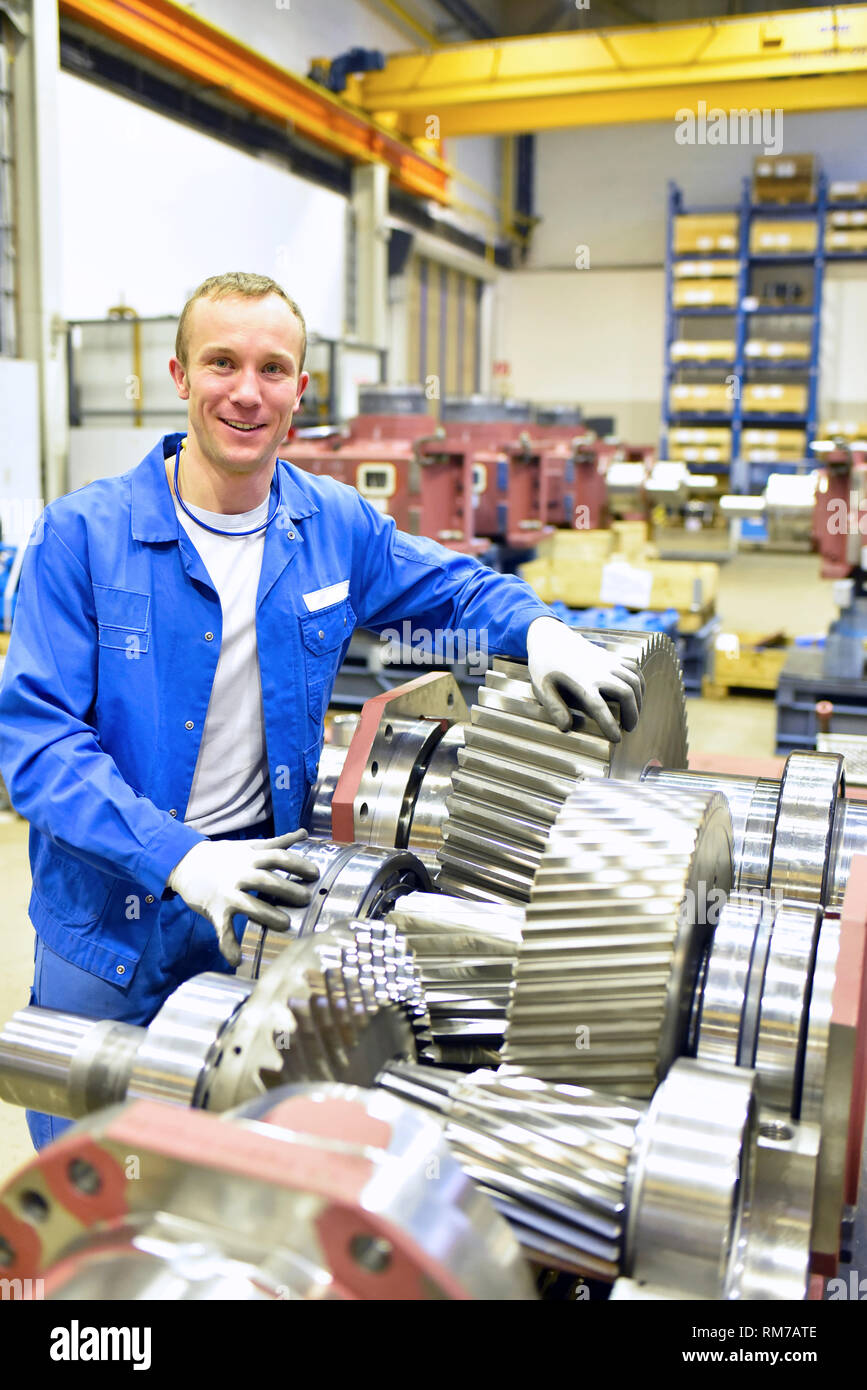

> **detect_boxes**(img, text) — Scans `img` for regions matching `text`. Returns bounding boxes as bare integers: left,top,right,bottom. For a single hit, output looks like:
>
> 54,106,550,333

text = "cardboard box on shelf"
750,219,818,253
670,426,732,446
744,339,810,360
670,339,736,362
829,181,867,202
674,214,739,254
742,428,807,449
673,259,740,279
752,155,816,205
673,279,738,308
742,383,808,415
820,420,867,440
828,209,867,228
670,384,733,413
825,229,867,253
743,447,807,464
669,444,729,463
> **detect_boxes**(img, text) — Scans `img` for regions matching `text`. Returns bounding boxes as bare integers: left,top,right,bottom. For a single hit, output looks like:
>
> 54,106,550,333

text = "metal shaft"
0,1008,144,1118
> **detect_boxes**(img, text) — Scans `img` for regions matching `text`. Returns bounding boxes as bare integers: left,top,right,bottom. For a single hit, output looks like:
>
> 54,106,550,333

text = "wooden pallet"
702,674,780,699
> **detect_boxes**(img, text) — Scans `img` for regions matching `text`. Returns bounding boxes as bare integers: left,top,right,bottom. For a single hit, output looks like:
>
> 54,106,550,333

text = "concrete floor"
0,549,844,1190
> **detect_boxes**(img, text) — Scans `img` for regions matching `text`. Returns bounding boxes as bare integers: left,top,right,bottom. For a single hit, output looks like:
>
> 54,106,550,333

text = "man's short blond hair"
176,272,307,373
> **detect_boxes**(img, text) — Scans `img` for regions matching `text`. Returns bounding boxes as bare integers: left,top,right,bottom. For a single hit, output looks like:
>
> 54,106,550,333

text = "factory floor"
0,549,844,1191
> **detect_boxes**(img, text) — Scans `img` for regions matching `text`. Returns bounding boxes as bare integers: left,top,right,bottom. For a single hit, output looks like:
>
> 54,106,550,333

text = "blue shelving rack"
660,182,740,478
661,173,866,496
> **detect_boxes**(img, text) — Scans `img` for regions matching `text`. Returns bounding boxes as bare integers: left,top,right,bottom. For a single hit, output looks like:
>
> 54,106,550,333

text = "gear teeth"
202,922,438,1110
436,636,689,904
500,780,733,1096
387,892,524,1066
379,1061,645,1281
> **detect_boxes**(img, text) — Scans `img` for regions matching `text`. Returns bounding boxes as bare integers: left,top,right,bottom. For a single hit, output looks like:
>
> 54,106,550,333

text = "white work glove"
167,829,320,967
526,616,645,742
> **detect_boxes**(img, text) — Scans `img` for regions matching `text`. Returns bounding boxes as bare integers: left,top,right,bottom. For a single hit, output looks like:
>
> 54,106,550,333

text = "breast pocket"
299,598,355,729
93,584,151,655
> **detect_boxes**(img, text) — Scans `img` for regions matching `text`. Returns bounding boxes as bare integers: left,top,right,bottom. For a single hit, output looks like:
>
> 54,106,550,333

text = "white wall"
531,111,867,269
446,135,502,239
0,361,41,540
495,111,867,437
495,268,664,442
57,74,347,337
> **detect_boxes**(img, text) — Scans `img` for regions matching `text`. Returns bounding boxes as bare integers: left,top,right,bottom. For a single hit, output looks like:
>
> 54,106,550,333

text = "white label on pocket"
302,580,350,612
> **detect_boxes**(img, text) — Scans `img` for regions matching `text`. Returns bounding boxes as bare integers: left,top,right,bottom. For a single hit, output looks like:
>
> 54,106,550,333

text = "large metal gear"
436,631,689,904
500,779,734,1095
0,924,436,1120
203,920,437,1111
380,1057,762,1298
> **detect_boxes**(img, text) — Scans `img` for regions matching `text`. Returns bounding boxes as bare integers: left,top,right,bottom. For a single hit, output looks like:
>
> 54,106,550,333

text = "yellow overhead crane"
57,0,450,202
356,6,867,135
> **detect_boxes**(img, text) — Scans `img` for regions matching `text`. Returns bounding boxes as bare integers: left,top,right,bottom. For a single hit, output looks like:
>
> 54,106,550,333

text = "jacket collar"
130,433,319,543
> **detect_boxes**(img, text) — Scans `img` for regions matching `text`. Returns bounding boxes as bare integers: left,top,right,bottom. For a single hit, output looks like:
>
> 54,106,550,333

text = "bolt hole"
446,692,454,706
19,1190,50,1223
67,1158,102,1196
383,724,393,742
233,1046,242,1056
759,1121,794,1143
349,1233,393,1273
0,1237,14,1267
370,761,379,777
359,802,369,820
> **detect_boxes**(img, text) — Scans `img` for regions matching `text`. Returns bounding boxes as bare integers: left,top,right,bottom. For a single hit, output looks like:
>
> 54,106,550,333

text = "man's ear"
169,357,190,400
292,371,310,413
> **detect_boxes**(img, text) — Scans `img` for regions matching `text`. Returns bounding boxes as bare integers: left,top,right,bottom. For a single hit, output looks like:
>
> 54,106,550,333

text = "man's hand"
526,616,645,742
167,829,320,967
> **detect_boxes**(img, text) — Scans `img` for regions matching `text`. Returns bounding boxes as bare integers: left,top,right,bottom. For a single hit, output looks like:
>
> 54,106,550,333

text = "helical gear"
500,779,734,1096
436,631,689,904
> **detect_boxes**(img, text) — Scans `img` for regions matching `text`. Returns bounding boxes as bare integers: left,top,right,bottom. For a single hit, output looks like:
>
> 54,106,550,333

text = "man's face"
169,293,308,474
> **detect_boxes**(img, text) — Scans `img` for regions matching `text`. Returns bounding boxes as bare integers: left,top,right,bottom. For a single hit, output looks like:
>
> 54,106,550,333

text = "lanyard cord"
173,439,282,537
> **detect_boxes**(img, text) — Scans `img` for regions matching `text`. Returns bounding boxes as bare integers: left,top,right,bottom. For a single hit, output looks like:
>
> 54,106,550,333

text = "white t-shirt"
173,487,271,834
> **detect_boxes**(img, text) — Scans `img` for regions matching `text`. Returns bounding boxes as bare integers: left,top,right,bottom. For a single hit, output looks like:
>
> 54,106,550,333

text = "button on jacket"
0,433,552,989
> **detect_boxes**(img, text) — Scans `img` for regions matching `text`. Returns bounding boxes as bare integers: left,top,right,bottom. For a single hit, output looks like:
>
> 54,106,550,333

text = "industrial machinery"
811,437,867,579
2,634,866,1300
439,396,552,551
289,385,487,556
721,472,818,551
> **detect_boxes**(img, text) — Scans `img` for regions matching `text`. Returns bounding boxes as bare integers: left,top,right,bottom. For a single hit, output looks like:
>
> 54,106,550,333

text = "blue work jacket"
0,433,551,988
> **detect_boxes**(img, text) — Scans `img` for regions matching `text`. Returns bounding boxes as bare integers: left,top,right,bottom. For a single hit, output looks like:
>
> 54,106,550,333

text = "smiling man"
0,271,643,1150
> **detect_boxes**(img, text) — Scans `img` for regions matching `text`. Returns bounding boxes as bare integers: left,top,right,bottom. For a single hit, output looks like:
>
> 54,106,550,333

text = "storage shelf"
744,305,815,315
674,306,737,317
744,360,814,371
662,176,830,496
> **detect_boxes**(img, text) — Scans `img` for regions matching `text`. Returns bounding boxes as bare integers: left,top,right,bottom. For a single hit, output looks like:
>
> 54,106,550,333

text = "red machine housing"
439,400,552,549
812,445,867,578
288,390,486,555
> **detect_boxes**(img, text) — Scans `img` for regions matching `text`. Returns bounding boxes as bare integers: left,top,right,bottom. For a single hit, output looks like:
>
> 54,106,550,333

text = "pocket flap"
299,599,354,653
